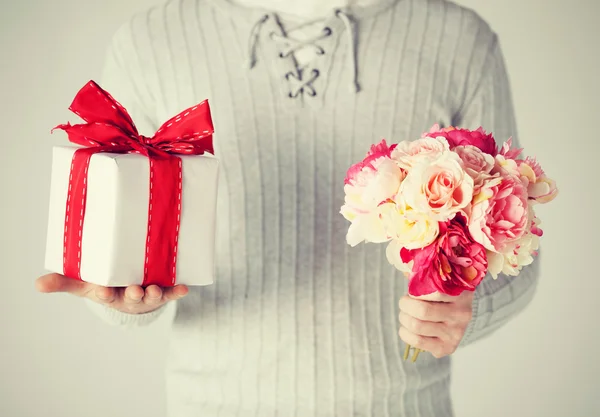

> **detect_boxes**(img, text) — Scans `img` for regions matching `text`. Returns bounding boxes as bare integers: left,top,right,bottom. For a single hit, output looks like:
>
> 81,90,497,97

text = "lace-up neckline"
246,9,361,102
270,25,332,60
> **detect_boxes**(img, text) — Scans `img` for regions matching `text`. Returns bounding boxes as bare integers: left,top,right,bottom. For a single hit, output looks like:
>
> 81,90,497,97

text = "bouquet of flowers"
340,125,557,362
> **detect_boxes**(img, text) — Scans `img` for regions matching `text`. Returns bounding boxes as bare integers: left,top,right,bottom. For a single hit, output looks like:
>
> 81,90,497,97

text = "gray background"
1,0,598,416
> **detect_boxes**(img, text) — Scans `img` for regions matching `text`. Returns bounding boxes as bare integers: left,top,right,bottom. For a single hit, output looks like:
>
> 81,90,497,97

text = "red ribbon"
53,80,214,287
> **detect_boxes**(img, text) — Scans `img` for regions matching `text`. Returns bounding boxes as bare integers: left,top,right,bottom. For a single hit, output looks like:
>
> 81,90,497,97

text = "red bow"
53,80,214,157
54,80,215,287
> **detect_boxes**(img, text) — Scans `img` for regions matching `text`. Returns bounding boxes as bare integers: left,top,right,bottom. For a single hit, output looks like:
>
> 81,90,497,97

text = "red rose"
401,214,488,297
428,126,498,156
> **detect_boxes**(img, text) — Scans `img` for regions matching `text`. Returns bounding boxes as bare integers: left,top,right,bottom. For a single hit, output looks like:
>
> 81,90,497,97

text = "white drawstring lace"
286,68,320,98
248,14,270,69
335,9,361,93
247,9,361,95
270,26,332,59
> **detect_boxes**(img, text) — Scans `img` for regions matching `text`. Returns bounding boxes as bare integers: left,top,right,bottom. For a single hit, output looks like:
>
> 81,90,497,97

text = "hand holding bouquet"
340,125,557,362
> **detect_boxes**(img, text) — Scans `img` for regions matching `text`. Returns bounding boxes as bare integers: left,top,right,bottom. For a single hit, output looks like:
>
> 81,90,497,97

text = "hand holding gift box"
44,80,219,288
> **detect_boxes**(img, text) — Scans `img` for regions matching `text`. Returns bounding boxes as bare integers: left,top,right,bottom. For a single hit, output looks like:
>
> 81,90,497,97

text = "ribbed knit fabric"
87,0,541,416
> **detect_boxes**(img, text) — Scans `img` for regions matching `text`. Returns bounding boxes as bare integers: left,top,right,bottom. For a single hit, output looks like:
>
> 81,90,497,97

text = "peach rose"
454,145,495,194
400,151,474,222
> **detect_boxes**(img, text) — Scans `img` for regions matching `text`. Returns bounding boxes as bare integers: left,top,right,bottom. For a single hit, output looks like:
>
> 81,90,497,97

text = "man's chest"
154,62,453,163
149,16,456,154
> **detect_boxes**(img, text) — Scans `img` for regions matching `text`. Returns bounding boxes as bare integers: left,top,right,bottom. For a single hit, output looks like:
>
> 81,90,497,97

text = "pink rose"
487,212,542,278
426,125,498,156
493,147,558,205
400,151,474,222
391,137,450,170
492,154,520,177
341,139,404,220
468,173,529,253
453,145,495,194
516,156,558,204
400,214,488,296
344,139,397,185
497,137,523,160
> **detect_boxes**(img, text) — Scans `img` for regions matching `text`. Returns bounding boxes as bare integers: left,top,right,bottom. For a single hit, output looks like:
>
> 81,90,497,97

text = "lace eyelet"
285,72,297,81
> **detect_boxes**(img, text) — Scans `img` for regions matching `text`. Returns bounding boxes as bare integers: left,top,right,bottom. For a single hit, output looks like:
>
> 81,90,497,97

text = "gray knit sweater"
86,0,541,416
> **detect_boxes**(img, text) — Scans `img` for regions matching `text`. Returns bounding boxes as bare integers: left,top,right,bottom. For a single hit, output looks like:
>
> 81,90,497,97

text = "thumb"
35,273,91,297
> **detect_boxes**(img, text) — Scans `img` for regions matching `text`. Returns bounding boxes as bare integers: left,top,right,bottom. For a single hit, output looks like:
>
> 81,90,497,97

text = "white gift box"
44,146,219,287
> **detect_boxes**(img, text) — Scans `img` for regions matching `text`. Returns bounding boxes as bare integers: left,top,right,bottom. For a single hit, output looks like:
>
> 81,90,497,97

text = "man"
37,0,540,415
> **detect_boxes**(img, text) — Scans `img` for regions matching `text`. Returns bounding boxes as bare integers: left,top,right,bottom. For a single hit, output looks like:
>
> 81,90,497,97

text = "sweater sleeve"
453,35,541,348
84,298,168,327
83,22,167,327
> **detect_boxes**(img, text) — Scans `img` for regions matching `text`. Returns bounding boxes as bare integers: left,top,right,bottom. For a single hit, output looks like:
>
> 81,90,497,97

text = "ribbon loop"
67,81,139,136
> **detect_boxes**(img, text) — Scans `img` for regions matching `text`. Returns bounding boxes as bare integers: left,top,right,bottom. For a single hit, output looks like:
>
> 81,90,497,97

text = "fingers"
398,326,440,355
398,311,448,339
398,295,453,323
38,273,188,313
94,284,183,314
37,271,189,317
91,286,116,304
142,284,188,305
125,284,187,306
398,292,474,359
162,285,189,302
123,285,145,306
399,325,459,358
35,273,90,296
143,285,164,306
